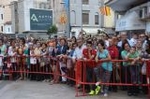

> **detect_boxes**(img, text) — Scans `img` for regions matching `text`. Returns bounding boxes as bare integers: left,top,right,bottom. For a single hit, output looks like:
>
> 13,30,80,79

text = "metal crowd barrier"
0,55,149,98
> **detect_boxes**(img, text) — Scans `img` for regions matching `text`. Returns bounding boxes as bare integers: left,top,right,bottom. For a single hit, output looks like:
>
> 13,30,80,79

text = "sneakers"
95,86,101,95
88,90,95,95
95,82,100,86
104,93,108,97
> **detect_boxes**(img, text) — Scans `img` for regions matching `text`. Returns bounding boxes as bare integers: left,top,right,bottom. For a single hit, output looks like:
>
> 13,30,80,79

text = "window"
39,3,46,9
1,26,3,32
82,12,89,24
8,27,10,32
1,14,3,20
71,10,76,25
95,14,99,25
82,0,89,5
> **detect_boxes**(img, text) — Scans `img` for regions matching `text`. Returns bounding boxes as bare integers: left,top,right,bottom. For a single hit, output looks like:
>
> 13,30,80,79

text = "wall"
146,22,150,33
4,24,13,34
70,0,102,28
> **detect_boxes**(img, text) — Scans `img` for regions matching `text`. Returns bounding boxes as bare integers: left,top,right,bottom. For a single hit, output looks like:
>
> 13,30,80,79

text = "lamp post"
60,0,70,38
81,1,83,32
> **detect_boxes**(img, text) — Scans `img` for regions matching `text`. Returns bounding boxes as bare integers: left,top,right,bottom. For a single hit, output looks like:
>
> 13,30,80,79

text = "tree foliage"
47,25,58,34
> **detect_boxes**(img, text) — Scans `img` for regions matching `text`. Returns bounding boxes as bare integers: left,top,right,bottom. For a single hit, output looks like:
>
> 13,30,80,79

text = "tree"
47,25,58,35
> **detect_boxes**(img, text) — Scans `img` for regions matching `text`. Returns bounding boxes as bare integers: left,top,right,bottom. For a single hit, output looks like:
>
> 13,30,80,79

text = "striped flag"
100,6,111,16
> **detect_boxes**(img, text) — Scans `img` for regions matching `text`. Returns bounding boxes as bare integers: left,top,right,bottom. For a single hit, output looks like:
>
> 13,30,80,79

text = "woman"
140,42,150,94
29,43,37,80
40,43,49,82
0,39,7,79
8,40,18,80
94,40,112,97
121,42,131,95
17,38,26,80
71,36,77,43
34,42,42,81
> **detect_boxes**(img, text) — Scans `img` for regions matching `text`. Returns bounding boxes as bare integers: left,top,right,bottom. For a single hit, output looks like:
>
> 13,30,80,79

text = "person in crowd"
139,34,147,51
49,40,59,84
140,42,150,95
56,38,68,83
126,46,140,96
82,40,97,95
17,38,26,80
94,40,112,97
40,43,49,82
121,42,131,92
130,33,138,46
0,33,149,98
72,38,86,88
29,43,37,80
34,42,42,81
8,40,18,80
71,36,77,43
107,38,119,92
118,32,133,48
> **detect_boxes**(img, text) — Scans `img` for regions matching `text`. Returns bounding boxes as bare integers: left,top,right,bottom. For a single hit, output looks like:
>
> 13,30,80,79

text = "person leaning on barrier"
94,39,112,97
82,40,97,95
107,38,119,92
126,46,140,96
8,40,18,80
56,38,69,84
72,38,86,88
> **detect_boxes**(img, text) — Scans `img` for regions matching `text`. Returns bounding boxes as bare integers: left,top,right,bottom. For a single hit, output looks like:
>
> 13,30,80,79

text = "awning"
71,27,103,34
106,0,148,12
146,22,150,32
115,11,146,31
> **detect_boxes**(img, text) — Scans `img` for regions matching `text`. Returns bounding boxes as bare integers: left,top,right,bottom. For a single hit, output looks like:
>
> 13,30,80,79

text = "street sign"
30,9,53,30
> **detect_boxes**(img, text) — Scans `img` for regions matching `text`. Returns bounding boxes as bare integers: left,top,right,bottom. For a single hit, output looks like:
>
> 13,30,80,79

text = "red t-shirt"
83,48,97,67
107,46,119,59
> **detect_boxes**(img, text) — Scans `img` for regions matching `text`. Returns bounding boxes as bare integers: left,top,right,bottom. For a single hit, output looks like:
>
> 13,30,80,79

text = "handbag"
141,62,146,75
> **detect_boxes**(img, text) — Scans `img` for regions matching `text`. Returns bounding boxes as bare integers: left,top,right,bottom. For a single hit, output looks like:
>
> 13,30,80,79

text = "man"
117,32,133,48
56,38,68,83
72,38,86,87
139,34,147,51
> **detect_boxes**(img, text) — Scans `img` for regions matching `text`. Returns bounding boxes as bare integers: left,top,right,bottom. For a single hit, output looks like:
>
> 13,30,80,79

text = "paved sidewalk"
0,81,148,99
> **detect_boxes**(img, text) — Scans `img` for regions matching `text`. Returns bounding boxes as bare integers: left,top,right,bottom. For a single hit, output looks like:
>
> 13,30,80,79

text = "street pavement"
0,81,148,99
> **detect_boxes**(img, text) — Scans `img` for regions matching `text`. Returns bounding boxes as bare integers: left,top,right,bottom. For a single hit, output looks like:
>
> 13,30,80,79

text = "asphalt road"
0,81,148,99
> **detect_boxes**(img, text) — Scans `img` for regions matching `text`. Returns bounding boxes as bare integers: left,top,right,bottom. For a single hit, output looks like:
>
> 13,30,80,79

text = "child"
126,46,140,96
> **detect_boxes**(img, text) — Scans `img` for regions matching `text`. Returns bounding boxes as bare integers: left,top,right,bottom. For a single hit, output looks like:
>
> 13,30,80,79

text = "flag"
59,13,67,24
100,6,111,16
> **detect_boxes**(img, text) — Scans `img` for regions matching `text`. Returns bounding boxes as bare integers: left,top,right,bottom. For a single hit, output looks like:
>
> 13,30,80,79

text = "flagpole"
61,0,70,37
81,1,83,32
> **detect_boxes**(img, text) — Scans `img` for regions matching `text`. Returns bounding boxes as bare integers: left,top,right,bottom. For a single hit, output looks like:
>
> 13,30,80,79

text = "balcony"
106,0,148,14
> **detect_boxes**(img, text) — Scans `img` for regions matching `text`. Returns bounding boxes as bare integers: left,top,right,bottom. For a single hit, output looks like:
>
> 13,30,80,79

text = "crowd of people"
0,32,149,97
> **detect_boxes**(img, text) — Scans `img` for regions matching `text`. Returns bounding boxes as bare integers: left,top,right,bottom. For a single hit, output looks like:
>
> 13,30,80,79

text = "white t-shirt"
72,44,86,59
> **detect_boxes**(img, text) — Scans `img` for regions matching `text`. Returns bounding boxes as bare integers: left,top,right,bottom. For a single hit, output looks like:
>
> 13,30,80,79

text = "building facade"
106,0,150,34
0,0,15,34
69,0,104,37
11,0,52,33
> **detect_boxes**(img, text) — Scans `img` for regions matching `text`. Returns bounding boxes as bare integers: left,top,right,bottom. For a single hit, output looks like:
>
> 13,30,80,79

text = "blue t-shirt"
97,49,112,71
